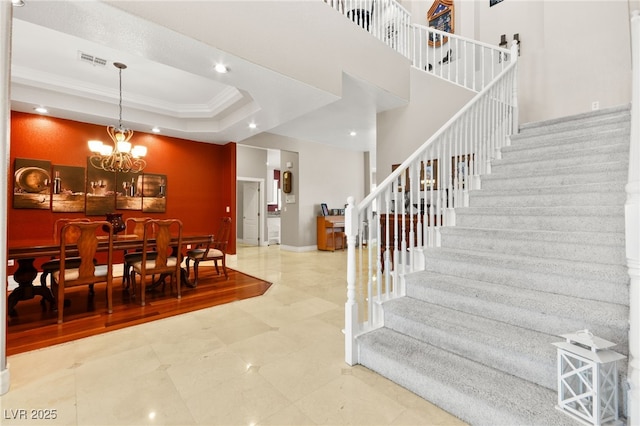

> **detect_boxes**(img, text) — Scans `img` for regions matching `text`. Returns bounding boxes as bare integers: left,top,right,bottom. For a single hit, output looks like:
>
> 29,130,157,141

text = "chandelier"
88,62,147,173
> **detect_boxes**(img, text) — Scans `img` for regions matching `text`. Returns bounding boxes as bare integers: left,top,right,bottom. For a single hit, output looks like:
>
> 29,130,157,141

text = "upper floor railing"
324,0,412,57
324,0,513,93
412,25,516,93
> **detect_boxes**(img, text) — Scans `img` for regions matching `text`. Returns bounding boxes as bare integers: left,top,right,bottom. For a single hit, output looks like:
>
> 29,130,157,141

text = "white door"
242,181,260,245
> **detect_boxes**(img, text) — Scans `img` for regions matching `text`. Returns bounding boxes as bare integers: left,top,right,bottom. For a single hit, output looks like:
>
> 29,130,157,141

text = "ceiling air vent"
78,51,107,67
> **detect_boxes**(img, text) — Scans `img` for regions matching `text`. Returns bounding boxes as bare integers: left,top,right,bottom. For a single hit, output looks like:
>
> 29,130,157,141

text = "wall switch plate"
592,101,600,110
7,259,14,267
186,244,192,249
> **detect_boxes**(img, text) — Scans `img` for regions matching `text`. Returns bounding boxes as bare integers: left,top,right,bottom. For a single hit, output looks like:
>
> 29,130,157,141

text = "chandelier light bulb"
88,62,147,173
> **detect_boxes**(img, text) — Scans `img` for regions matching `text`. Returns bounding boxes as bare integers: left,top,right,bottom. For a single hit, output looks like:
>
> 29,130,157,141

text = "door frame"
237,177,266,246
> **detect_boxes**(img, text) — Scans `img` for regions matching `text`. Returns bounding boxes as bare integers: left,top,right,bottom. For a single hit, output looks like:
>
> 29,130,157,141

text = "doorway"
242,181,259,245
237,178,264,246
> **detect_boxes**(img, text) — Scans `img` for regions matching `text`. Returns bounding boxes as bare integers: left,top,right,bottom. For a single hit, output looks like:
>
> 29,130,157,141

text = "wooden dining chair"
54,221,114,323
185,217,231,285
121,217,155,290
40,218,92,307
130,219,183,306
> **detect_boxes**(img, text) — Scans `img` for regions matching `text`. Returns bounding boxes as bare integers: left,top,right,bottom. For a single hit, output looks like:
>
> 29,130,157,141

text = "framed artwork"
86,160,116,216
392,164,408,192
141,173,167,213
116,172,143,211
52,165,86,213
393,160,438,191
13,158,51,210
427,0,454,47
451,154,475,189
321,203,329,216
421,160,438,191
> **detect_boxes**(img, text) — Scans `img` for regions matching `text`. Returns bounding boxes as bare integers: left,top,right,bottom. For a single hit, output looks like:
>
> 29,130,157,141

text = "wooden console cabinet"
317,215,345,251
379,213,442,269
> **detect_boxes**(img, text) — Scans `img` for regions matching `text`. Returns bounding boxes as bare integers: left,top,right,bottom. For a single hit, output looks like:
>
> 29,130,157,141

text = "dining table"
7,233,213,316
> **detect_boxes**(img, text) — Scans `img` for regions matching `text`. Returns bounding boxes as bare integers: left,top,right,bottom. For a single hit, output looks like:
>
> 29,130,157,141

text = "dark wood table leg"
8,258,55,316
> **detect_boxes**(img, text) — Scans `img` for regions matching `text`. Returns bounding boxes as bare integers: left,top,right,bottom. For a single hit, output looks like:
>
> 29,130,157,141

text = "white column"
344,196,358,365
626,10,640,426
510,40,519,135
1,0,14,396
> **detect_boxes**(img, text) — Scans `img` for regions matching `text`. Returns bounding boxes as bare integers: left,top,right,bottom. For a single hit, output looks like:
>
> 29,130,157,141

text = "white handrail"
412,24,513,93
345,41,519,365
625,10,640,426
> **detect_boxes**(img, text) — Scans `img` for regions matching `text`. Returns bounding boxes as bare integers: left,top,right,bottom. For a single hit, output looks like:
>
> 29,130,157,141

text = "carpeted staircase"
357,106,631,425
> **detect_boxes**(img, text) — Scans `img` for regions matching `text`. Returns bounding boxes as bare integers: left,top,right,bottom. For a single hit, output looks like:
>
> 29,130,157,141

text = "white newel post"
345,196,359,366
510,40,519,135
627,10,640,426
0,0,13,396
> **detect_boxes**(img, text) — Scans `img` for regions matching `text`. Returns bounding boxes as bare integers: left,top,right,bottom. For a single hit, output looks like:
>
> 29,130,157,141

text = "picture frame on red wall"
52,165,86,213
13,158,51,210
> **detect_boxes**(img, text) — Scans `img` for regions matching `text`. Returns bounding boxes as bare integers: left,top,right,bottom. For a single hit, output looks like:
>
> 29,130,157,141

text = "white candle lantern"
553,329,626,426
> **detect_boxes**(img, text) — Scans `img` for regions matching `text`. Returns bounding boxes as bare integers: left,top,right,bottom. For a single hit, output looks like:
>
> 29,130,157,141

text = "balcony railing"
324,0,412,57
324,1,512,93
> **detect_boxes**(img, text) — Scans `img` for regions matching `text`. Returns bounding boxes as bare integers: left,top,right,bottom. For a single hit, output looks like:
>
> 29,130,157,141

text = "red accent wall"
8,111,237,270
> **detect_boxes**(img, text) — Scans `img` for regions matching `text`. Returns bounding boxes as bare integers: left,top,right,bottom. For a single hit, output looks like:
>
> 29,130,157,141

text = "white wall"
470,0,632,123
377,67,473,181
242,132,365,249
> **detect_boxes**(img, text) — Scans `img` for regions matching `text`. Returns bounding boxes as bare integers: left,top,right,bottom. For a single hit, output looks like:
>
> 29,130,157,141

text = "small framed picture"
321,203,329,216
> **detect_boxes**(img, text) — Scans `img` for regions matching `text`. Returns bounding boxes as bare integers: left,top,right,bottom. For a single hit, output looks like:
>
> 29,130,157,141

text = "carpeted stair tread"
439,227,626,264
455,205,625,232
422,246,629,284
383,297,558,388
404,271,629,345
517,104,629,136
474,181,626,196
420,248,629,305
469,186,626,207
440,226,624,247
507,126,629,152
481,163,627,189
357,328,578,426
489,149,628,175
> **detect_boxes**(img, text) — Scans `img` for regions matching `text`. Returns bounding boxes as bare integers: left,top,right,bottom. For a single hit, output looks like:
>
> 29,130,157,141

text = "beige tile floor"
0,245,466,425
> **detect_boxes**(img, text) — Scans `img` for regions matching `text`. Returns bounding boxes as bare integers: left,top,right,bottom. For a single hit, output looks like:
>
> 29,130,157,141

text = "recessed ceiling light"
249,122,257,129
34,107,48,114
350,131,357,136
151,126,161,133
215,63,228,74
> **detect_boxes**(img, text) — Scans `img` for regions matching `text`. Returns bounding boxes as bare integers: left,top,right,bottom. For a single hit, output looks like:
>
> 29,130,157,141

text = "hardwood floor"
6,266,271,356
